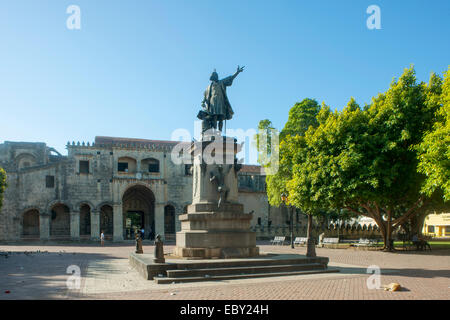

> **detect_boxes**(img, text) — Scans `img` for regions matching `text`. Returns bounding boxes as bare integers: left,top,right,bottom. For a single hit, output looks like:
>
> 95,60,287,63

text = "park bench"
399,234,432,251
270,236,286,245
320,237,339,248
293,237,308,246
411,239,432,251
323,238,339,244
353,238,378,247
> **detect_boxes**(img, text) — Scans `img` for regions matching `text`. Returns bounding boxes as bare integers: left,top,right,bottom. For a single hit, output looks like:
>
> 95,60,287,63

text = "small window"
79,160,89,174
46,176,55,188
185,164,192,176
23,162,30,168
257,217,261,225
118,162,128,172
148,161,159,173
428,226,435,233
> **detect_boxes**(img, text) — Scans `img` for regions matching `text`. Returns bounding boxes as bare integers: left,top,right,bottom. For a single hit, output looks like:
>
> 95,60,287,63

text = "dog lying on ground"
381,283,402,292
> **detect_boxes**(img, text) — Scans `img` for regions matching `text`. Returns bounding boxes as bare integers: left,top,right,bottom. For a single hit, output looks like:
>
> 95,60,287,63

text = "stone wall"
0,138,274,241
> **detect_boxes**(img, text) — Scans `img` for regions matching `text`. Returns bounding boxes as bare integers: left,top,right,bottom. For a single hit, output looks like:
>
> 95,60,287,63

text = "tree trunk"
306,214,316,257
384,210,394,251
366,210,387,250
411,210,428,236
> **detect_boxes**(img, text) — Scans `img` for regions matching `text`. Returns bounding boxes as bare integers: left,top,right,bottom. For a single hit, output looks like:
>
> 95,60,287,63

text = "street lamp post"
290,206,294,249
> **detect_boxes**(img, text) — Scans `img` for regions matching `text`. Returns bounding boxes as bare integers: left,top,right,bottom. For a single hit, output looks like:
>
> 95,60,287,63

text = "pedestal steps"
171,256,327,270
155,266,338,284
129,253,339,282
168,262,325,277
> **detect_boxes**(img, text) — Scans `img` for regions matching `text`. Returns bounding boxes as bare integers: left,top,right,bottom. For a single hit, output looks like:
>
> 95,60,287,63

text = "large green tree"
258,98,323,256
417,67,450,201
0,167,6,211
289,66,446,251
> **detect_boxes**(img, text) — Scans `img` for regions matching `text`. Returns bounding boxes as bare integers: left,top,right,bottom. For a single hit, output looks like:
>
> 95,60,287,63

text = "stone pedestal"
174,135,259,259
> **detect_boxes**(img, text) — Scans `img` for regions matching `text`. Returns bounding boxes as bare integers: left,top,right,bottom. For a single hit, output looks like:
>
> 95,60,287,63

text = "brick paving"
0,241,449,300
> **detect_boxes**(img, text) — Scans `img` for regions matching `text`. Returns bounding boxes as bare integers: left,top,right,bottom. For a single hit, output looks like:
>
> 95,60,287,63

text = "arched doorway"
50,204,70,239
22,209,40,239
80,204,91,238
122,185,155,240
100,205,114,239
164,205,176,237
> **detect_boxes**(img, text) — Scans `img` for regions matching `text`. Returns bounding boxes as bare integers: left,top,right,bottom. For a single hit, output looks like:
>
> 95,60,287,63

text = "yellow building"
422,213,450,238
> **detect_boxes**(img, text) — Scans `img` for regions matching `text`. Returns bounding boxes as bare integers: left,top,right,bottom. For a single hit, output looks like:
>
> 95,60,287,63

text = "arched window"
50,204,70,239
142,158,160,173
164,205,175,235
16,153,37,170
22,209,40,239
118,157,137,173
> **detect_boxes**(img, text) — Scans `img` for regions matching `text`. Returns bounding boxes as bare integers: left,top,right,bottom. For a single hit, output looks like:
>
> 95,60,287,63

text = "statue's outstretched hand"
237,65,245,73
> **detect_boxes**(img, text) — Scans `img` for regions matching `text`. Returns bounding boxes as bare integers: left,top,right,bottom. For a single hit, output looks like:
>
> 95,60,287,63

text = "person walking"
100,230,105,247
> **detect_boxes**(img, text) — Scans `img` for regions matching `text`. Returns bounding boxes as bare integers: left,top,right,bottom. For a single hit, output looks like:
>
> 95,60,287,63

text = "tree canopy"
417,67,450,201
257,66,450,251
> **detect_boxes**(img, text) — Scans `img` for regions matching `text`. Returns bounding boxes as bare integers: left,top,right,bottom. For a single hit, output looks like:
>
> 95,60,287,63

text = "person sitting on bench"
412,234,420,250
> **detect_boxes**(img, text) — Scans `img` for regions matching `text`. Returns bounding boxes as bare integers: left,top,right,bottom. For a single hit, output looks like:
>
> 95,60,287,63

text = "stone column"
113,204,123,242
40,213,50,241
154,203,165,240
70,211,80,241
90,210,100,240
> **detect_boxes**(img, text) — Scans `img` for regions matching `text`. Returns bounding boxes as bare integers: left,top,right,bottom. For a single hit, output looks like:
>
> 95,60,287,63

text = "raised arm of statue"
222,65,245,87
232,65,245,79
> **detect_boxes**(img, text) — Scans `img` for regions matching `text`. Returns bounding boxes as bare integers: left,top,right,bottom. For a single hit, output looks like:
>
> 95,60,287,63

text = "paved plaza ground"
0,241,449,300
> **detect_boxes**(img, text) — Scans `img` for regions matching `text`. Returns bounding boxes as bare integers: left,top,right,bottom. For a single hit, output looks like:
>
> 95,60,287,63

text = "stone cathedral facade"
0,136,286,242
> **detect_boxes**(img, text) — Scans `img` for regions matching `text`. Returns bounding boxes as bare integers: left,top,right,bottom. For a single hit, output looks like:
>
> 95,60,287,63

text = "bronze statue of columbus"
199,66,244,133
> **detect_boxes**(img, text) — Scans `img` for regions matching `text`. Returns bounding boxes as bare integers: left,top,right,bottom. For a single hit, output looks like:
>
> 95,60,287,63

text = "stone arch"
20,206,44,216
120,182,153,200
165,201,179,212
46,200,73,214
75,201,95,211
15,153,38,170
122,184,155,240
21,208,40,239
49,203,71,239
95,201,114,212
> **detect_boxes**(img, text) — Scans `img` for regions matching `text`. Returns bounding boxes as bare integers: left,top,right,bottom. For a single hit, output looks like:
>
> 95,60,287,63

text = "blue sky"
0,0,449,162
